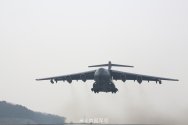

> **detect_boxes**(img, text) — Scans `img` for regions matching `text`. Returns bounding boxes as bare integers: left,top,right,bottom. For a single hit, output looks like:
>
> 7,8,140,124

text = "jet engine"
50,79,54,84
66,76,72,83
137,76,142,84
159,79,162,84
80,74,86,82
121,74,126,82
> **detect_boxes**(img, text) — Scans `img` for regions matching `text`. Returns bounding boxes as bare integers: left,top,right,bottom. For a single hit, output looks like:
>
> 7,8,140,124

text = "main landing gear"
91,82,118,93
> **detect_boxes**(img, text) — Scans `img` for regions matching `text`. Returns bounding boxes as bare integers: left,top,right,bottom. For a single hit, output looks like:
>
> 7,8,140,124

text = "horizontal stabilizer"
111,64,134,68
88,64,133,68
88,64,109,67
88,61,134,70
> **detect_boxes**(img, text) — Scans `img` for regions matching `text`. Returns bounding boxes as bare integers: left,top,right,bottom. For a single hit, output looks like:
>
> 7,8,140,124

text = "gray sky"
0,0,188,124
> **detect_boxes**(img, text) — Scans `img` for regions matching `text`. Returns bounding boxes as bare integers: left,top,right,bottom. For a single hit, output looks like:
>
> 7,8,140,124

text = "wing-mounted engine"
80,74,86,82
137,75,142,84
156,79,162,84
159,79,162,84
66,76,72,83
121,74,126,82
50,79,54,84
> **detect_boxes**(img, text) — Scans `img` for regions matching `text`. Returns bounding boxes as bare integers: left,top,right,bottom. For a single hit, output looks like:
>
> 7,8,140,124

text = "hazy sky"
0,0,188,124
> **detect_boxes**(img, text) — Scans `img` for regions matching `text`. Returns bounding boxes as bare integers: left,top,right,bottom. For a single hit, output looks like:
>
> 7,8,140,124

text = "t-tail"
88,61,134,70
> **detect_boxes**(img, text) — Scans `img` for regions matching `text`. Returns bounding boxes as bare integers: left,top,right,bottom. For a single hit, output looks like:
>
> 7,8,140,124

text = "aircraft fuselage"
92,68,118,93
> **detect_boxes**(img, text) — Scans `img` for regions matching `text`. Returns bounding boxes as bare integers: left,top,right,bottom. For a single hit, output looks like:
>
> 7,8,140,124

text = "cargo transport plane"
36,61,178,93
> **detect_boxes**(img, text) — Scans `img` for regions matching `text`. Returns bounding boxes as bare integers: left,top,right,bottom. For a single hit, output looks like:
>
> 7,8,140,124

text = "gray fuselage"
92,68,118,93
94,68,111,83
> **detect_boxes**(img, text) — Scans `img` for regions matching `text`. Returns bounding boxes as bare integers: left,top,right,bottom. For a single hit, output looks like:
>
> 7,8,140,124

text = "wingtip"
170,79,179,81
127,65,134,68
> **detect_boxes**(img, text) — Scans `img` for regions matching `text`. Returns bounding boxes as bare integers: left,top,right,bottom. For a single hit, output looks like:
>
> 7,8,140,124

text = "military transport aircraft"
36,61,178,93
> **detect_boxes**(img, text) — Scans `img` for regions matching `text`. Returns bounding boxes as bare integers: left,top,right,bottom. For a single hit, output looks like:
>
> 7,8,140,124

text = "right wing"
36,70,96,84
111,70,179,84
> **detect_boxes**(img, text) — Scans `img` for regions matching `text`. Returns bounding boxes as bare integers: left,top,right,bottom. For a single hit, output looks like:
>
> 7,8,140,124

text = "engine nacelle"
121,74,126,82
137,76,142,84
66,76,72,83
50,79,54,84
54,79,58,83
159,80,162,84
80,74,86,82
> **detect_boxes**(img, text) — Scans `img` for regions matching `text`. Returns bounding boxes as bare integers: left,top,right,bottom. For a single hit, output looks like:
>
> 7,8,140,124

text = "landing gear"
111,88,118,93
91,88,94,91
91,82,118,93
91,84,99,93
94,91,99,93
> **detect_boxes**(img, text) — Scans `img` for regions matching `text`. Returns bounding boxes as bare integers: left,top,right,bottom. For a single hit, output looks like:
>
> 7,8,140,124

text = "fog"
0,0,188,124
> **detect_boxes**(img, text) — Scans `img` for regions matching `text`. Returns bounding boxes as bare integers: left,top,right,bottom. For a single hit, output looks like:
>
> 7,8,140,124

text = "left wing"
111,70,179,84
36,70,96,84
